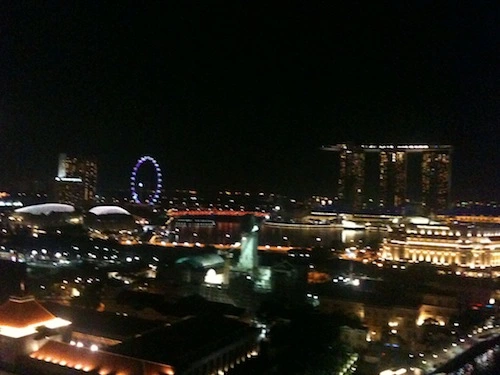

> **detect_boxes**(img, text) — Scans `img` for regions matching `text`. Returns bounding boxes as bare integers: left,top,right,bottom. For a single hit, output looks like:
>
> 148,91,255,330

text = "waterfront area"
1,203,500,374
2,2,500,374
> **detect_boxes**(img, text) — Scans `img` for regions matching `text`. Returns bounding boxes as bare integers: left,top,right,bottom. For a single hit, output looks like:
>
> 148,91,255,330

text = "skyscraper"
323,144,452,213
54,153,98,205
337,144,365,211
379,150,407,208
421,150,452,211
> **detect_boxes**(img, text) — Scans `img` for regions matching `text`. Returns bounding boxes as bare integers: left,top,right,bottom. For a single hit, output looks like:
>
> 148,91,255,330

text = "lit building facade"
0,294,71,369
0,293,258,375
381,222,500,275
323,144,452,212
337,144,365,211
54,153,98,205
26,314,259,375
319,292,458,349
379,150,407,208
422,150,452,211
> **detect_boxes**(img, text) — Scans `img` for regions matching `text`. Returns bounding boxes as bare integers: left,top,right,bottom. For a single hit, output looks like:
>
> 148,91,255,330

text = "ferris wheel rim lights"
130,155,162,205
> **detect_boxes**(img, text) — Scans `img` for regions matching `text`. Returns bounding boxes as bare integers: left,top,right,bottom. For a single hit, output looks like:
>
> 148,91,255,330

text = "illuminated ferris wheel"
130,155,163,205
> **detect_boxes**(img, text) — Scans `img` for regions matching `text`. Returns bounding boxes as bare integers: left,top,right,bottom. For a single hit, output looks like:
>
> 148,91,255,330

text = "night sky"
1,1,500,200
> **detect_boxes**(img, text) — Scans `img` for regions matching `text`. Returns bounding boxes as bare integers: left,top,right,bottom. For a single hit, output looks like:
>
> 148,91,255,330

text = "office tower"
54,153,98,205
322,144,452,213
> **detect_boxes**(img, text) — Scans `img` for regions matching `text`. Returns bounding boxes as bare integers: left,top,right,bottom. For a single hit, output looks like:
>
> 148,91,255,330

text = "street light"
283,236,289,247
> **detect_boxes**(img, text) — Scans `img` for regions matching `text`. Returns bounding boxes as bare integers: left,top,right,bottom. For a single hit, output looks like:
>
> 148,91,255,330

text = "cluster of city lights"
168,209,268,217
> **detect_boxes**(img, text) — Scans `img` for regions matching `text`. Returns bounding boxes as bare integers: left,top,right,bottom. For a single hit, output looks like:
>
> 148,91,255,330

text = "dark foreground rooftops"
43,301,165,341
110,314,259,371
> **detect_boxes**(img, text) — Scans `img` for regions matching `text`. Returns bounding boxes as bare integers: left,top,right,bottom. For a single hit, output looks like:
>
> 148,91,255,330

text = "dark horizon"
1,2,500,201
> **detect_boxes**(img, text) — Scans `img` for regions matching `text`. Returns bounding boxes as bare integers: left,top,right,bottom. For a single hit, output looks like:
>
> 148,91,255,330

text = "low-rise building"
0,294,71,370
318,286,459,349
0,297,259,375
381,221,500,275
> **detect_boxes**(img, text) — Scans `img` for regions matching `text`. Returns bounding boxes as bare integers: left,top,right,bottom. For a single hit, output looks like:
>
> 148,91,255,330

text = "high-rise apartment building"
323,144,452,213
54,153,98,205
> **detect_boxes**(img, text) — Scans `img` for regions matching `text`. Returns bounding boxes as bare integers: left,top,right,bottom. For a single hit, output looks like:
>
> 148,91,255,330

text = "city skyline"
54,153,98,204
323,143,453,212
1,2,500,201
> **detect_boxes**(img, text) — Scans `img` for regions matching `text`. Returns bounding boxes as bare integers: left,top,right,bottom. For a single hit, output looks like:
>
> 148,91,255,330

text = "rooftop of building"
396,221,500,238
322,143,453,152
0,295,57,328
109,314,258,370
42,302,165,341
311,276,432,310
324,287,422,310
29,340,174,375
442,204,500,217
0,294,71,338
175,253,225,269
114,291,245,319
14,203,75,215
88,205,132,216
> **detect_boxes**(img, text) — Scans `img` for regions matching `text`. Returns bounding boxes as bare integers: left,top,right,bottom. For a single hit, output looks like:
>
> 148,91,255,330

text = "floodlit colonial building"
381,220,500,275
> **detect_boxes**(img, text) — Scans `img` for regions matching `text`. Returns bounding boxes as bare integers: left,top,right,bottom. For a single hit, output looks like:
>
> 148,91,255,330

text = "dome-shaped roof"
15,203,75,215
407,216,431,225
89,206,131,216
